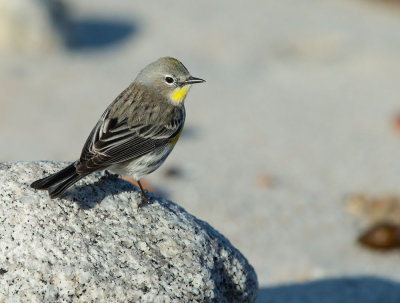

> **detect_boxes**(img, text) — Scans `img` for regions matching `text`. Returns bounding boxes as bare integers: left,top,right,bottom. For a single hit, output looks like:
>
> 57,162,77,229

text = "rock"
0,161,258,303
0,0,69,52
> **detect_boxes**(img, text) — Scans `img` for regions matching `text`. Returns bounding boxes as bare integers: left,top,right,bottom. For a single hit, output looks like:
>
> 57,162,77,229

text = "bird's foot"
104,170,119,179
136,179,152,208
137,191,153,208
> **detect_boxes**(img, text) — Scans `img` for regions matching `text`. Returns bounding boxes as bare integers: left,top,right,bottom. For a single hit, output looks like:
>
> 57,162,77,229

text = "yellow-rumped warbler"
31,57,204,205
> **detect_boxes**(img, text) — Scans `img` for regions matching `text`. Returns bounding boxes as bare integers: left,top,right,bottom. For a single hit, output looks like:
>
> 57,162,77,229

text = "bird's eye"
165,76,175,84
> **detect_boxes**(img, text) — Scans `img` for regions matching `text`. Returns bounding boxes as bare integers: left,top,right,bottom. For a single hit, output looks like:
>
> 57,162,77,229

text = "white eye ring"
165,76,175,85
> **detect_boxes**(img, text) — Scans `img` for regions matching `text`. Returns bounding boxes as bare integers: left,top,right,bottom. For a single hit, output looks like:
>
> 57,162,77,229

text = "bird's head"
136,57,205,105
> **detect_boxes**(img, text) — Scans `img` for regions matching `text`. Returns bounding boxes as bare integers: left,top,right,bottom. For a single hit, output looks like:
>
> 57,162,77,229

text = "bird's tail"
31,162,85,198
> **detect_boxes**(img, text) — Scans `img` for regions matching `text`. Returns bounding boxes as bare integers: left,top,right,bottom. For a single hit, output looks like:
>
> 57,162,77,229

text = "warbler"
31,57,205,205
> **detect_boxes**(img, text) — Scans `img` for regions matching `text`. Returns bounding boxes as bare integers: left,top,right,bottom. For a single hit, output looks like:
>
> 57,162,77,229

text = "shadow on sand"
65,17,137,50
256,276,400,303
46,1,137,51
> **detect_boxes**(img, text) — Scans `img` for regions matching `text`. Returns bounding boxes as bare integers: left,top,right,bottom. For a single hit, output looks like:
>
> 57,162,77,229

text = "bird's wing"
76,113,184,174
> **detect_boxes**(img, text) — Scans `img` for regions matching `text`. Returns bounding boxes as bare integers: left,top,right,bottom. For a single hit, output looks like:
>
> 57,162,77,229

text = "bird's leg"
137,180,151,207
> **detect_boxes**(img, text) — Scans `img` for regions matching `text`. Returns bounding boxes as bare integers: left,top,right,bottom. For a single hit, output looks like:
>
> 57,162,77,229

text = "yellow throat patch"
171,85,190,104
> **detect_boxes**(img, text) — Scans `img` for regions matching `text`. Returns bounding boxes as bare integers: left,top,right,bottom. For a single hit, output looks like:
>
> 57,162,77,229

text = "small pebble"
164,166,184,179
254,173,274,188
358,223,400,250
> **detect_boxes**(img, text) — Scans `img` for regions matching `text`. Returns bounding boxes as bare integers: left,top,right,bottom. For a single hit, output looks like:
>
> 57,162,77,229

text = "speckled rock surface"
0,161,258,303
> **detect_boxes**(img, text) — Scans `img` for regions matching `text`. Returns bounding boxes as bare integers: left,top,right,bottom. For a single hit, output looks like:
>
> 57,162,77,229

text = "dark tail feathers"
31,162,85,198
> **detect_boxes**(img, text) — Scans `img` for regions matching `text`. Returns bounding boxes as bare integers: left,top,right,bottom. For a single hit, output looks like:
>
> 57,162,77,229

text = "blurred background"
2,0,400,301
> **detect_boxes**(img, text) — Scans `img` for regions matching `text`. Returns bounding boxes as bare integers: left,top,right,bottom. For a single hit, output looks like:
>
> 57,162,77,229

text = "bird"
31,57,205,206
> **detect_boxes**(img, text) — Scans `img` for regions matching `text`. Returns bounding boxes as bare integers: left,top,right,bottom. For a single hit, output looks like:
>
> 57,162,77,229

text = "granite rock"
0,0,68,52
0,161,258,303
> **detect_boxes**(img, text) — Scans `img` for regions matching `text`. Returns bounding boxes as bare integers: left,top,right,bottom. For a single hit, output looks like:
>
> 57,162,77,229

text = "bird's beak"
184,76,205,84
